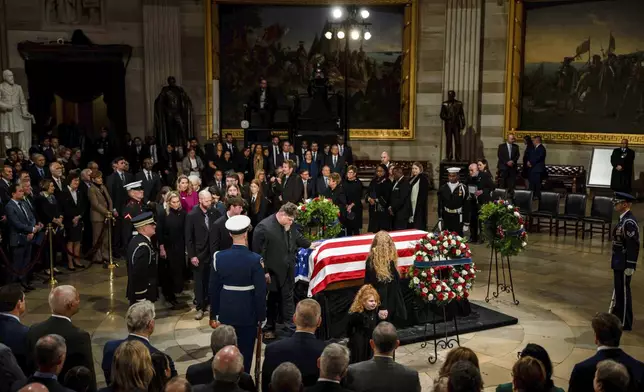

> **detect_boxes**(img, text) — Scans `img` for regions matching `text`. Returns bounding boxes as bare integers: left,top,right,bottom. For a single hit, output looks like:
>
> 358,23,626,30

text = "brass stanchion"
106,212,119,269
46,224,57,286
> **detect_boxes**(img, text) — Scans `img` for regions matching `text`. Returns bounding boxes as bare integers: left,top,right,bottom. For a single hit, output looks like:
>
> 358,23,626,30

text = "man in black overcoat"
389,166,412,230
610,138,635,193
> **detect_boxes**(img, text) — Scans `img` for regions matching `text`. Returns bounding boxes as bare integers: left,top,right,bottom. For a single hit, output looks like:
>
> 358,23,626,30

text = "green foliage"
295,196,343,241
479,199,528,257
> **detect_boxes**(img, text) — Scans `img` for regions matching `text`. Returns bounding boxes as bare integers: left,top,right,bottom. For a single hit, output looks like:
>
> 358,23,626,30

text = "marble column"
142,0,183,134
0,0,8,70
442,0,483,162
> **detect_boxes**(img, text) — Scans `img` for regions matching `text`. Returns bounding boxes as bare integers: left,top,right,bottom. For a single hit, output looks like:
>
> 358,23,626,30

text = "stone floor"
17,205,644,392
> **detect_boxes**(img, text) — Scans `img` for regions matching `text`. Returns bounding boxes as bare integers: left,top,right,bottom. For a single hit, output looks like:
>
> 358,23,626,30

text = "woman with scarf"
408,162,430,230
250,144,268,180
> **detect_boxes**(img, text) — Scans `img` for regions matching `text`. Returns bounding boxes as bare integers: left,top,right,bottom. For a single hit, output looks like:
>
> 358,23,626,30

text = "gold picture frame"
204,0,418,140
504,0,644,146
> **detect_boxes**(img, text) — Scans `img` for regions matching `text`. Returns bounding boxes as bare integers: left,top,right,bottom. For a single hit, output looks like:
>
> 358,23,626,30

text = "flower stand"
484,247,519,305
420,301,461,364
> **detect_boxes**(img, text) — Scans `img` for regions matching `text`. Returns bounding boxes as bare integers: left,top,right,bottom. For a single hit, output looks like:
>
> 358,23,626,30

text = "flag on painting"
608,32,616,54
575,38,591,59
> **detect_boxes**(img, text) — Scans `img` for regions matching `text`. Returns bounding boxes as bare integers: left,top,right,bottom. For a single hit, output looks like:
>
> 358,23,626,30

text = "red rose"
415,255,423,261
413,270,419,276
464,264,470,269
431,283,437,290
419,283,425,289
314,197,319,201
464,291,469,298
421,291,427,297
452,272,459,279
322,226,327,230
430,240,437,246
449,291,455,299
415,244,421,251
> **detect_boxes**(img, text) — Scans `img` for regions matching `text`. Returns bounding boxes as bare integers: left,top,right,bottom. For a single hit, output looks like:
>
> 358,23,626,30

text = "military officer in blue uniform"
610,192,639,331
209,215,266,372
122,180,145,249
126,212,158,305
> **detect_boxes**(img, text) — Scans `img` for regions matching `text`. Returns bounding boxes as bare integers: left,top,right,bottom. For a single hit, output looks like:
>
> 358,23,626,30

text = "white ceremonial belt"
132,231,138,236
223,285,255,291
444,207,462,214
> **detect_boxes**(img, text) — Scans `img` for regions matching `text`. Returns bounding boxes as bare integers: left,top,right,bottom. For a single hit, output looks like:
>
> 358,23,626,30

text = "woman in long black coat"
35,179,65,272
60,173,86,270
408,162,430,230
322,173,347,236
248,180,268,249
522,135,534,186
343,166,364,236
161,191,187,301
366,164,393,233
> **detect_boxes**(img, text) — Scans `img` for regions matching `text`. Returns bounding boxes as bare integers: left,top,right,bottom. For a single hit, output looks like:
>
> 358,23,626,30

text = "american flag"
307,230,429,296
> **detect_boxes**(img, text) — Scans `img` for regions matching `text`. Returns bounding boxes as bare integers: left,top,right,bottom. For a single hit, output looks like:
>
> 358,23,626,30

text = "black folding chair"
491,188,507,201
556,193,587,238
582,196,613,242
530,192,560,236
513,190,534,231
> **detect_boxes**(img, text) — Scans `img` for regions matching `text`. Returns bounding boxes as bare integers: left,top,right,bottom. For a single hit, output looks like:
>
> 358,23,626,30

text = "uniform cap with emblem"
225,215,252,235
447,167,461,174
124,180,144,191
614,192,636,203
132,211,155,228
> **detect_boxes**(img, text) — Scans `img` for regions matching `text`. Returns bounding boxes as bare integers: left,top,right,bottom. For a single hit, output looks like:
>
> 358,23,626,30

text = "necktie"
303,181,308,199
313,152,317,161
325,177,328,188
19,202,28,219
252,196,256,204
39,168,44,177
146,171,151,182
273,147,278,166
218,181,221,189
508,144,512,157
285,153,289,160
120,172,124,182
204,214,209,229
333,156,337,166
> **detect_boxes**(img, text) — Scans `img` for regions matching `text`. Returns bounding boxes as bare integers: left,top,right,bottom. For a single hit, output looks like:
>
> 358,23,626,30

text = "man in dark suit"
325,145,346,177
28,154,49,190
193,346,247,392
467,163,495,243
268,136,282,174
0,342,25,389
211,197,244,254
300,170,315,201
270,363,302,392
344,322,421,392
0,165,13,204
310,142,323,167
610,138,636,193
41,138,56,163
185,190,217,320
106,157,133,256
5,184,42,291
25,285,96,392
48,162,65,199
497,133,520,195
274,160,304,205
315,166,331,198
252,203,314,338
389,166,412,230
527,136,546,200
262,299,325,392
128,137,147,173
335,136,353,165
135,158,161,203
0,285,29,373
305,344,352,392
276,141,294,172
299,140,310,160
247,77,277,129
186,325,256,391
12,334,74,392
223,133,238,158
101,301,176,383
569,312,644,392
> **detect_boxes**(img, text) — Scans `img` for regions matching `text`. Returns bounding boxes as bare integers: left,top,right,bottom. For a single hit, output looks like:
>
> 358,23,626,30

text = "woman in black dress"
35,179,65,272
248,179,268,249
323,173,347,236
235,147,252,179
159,143,178,186
161,191,187,301
522,135,534,187
347,284,384,363
218,150,234,174
60,172,86,270
408,162,430,230
344,165,364,236
366,164,393,233
363,231,407,324
477,158,491,175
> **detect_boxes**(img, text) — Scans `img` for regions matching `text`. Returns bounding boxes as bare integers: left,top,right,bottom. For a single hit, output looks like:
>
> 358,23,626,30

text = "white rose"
430,268,434,274
421,271,427,277
412,277,420,284
514,211,521,218
520,224,524,229
433,246,438,251
422,287,429,294
457,285,463,291
435,285,442,292
461,270,468,276
458,277,465,284
443,241,448,247
428,294,434,301
442,248,448,254
444,286,451,292
455,249,461,256
428,232,434,238
449,279,455,284
448,235,453,240
508,204,513,209
431,277,437,283
522,242,527,247
460,243,466,249
456,236,463,241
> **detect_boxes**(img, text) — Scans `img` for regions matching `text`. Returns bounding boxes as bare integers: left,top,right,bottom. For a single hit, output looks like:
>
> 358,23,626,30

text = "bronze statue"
154,76,194,148
439,90,466,161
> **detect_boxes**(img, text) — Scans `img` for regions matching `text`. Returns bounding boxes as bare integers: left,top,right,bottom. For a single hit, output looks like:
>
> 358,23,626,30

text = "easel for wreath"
485,248,519,305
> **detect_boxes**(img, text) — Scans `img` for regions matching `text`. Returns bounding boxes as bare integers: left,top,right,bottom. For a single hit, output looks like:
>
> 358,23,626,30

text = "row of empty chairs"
490,189,613,241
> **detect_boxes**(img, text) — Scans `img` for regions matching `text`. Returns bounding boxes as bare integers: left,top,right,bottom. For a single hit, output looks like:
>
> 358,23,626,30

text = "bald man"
194,346,245,392
17,384,49,392
25,286,96,392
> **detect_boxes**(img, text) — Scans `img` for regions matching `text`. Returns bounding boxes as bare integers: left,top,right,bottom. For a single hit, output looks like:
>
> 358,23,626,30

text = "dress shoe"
21,283,35,292
194,310,204,320
66,266,77,272
73,262,86,269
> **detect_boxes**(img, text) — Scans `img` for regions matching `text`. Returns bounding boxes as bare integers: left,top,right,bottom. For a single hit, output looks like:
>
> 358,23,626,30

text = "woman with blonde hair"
159,190,186,306
188,174,202,193
103,340,153,392
176,174,198,212
347,284,385,363
363,231,407,323
251,144,268,180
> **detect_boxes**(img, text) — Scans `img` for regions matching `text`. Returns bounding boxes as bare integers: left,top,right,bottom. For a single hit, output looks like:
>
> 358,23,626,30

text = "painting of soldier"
520,0,644,134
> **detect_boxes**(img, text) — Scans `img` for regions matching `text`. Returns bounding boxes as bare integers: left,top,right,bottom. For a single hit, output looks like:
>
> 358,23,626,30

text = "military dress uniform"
437,168,471,236
209,215,266,372
122,197,143,249
610,193,639,331
126,212,158,305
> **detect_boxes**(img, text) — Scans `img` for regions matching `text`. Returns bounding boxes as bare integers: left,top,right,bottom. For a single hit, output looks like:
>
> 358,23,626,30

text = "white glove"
625,268,635,277
437,219,443,231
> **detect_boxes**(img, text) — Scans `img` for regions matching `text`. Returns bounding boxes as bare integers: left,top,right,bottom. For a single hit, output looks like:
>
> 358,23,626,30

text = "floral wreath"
479,199,528,257
295,196,342,241
406,231,477,305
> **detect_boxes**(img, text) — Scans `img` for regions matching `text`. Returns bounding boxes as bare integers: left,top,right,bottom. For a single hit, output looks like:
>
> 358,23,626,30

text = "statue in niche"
154,76,194,149
0,70,34,153
44,0,103,26
440,90,466,162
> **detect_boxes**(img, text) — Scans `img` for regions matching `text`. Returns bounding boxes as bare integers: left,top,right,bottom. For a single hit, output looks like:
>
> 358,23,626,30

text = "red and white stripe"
307,229,428,296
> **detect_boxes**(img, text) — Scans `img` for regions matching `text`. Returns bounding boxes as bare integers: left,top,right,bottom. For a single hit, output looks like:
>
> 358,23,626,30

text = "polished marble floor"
18,205,644,392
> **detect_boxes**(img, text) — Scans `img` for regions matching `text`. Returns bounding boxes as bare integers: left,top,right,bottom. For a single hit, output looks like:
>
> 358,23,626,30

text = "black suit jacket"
135,170,161,203
325,155,346,177
529,144,547,174
186,359,256,392
276,152,296,171
390,177,412,229
274,174,304,205
344,356,420,392
0,179,11,204
106,171,133,214
185,207,217,263
29,166,50,190
12,375,74,392
316,177,329,198
497,142,520,172
25,316,96,392
302,179,316,200
569,348,644,392
337,144,353,165
0,343,25,392
305,381,353,392
262,332,326,392
223,142,238,158
128,145,147,172
268,144,282,174
212,214,233,252
248,87,277,112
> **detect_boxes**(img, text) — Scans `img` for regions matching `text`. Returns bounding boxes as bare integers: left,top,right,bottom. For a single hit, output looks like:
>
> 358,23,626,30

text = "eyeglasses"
517,351,523,359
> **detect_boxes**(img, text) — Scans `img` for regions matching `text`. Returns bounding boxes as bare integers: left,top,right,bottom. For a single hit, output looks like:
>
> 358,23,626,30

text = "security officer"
209,215,266,373
437,167,471,235
610,192,639,331
126,212,158,305
122,180,145,249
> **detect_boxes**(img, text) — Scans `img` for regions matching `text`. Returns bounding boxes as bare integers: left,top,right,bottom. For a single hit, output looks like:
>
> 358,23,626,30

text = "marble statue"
154,76,194,149
0,70,34,153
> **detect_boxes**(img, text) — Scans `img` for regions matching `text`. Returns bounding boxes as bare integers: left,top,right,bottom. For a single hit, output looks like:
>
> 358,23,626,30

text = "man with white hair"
48,161,65,198
380,151,391,169
25,286,96,392
193,346,244,392
271,362,303,392
306,343,352,392
101,300,176,383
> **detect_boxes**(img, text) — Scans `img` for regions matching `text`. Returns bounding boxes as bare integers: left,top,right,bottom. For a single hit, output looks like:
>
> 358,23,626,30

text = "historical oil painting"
43,0,104,28
520,0,644,134
218,4,404,129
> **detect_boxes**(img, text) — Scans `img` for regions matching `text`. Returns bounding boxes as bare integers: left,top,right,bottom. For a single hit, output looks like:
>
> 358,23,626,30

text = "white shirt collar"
597,346,620,352
129,333,150,342
620,210,630,220
0,312,20,322
68,186,76,193
317,378,340,384
142,234,151,242
51,314,72,322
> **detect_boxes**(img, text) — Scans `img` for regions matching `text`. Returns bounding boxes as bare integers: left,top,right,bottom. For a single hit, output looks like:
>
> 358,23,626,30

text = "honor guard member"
610,192,639,331
122,180,145,248
209,215,266,373
437,167,471,236
127,212,158,305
